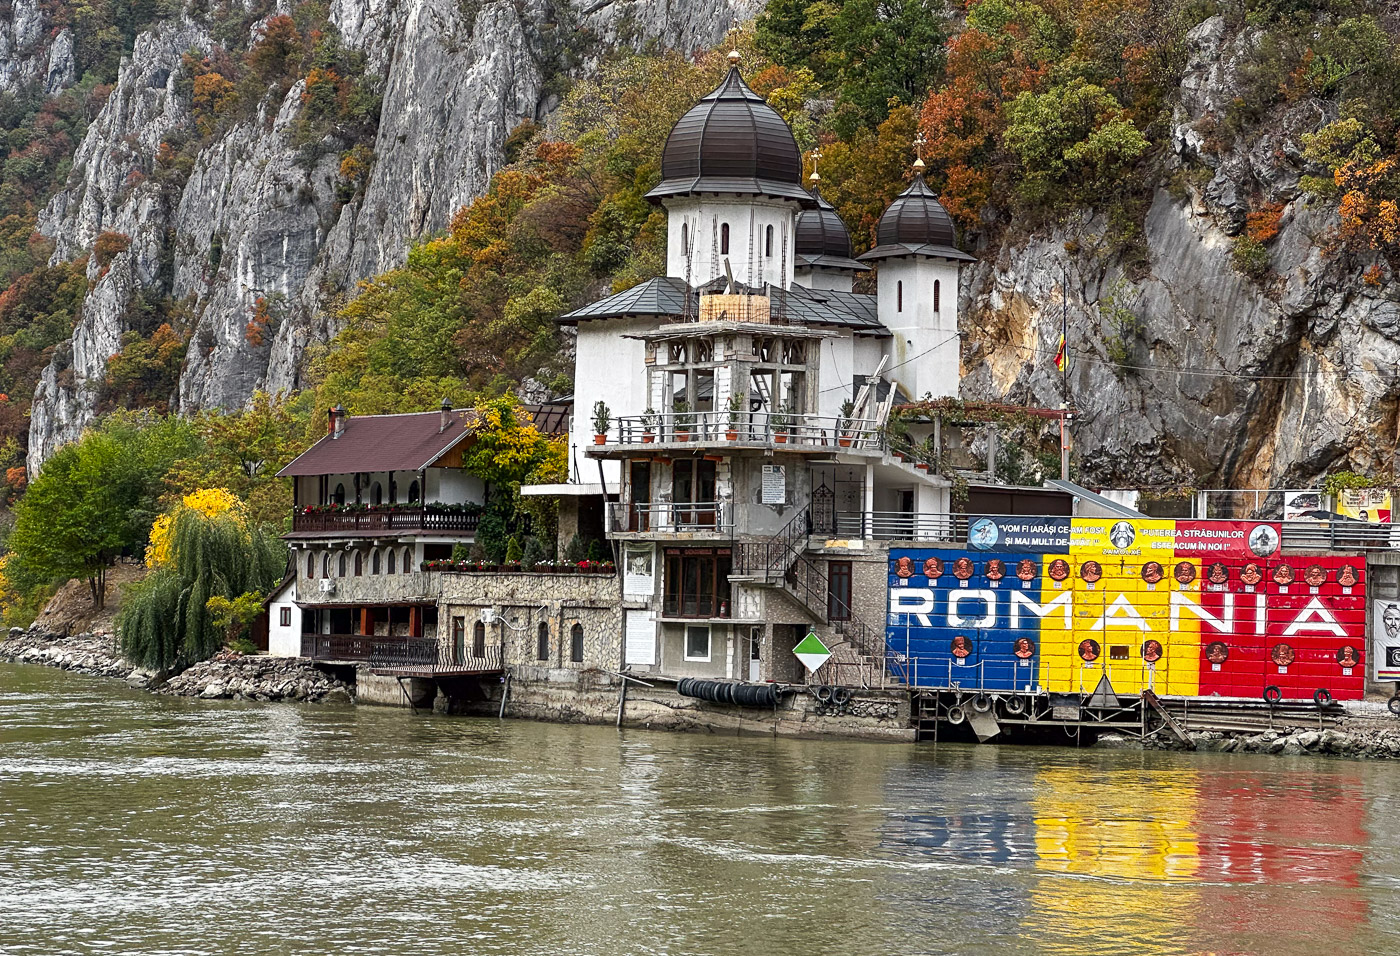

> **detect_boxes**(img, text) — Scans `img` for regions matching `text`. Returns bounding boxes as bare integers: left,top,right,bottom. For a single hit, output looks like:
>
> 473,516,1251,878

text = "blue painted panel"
886,549,1042,691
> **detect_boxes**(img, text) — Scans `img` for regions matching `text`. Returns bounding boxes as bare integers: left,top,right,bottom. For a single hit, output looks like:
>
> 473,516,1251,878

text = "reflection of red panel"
1195,772,1368,946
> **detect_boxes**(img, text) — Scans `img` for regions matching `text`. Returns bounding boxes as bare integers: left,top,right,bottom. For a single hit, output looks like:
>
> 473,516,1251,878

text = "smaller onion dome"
859,172,976,263
794,185,868,272
645,64,815,206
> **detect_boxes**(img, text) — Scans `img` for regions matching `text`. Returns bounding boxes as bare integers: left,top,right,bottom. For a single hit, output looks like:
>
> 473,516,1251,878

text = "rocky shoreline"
0,627,352,703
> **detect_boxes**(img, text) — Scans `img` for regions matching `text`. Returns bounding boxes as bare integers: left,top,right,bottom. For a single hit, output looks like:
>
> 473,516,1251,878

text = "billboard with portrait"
888,516,1368,700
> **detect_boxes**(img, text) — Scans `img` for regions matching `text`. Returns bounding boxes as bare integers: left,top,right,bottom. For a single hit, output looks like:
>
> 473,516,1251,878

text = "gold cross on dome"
913,131,927,160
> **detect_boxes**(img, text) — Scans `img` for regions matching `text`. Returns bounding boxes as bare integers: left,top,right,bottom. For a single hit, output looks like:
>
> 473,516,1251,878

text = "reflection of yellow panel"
1029,767,1200,950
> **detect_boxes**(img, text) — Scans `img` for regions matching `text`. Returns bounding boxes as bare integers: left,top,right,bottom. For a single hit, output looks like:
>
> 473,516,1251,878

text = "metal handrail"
605,411,885,450
608,500,731,534
835,511,960,542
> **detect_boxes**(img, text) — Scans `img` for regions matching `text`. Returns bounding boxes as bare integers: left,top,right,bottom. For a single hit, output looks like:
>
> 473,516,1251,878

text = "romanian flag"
1053,332,1066,372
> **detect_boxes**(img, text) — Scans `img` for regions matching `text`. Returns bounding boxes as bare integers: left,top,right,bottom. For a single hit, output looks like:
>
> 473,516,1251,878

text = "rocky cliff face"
960,16,1398,491
27,0,759,471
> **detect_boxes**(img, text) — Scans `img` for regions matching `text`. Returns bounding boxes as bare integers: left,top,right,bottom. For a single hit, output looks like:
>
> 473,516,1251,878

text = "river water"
3,663,1400,955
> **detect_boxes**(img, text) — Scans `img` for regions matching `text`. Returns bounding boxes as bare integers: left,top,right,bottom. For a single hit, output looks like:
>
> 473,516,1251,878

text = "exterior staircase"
733,507,903,688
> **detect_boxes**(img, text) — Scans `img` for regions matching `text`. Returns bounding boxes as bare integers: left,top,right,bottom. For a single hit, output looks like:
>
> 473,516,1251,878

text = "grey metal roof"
859,173,976,263
794,185,862,265
558,276,884,332
644,67,814,206
557,277,691,324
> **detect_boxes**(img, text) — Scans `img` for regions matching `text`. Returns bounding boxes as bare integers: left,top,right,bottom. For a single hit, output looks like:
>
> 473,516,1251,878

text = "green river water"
2,661,1399,955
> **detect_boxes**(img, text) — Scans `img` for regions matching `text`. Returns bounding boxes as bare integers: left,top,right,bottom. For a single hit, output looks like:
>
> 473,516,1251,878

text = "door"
452,617,465,665
629,460,651,531
749,626,762,681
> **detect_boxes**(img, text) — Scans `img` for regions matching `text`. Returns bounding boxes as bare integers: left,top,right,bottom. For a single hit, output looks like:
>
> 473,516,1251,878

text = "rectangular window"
827,561,853,621
279,607,291,627
684,625,711,661
663,549,731,618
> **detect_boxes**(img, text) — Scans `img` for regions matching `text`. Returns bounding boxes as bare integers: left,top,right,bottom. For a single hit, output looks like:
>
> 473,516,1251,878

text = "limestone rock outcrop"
960,14,1396,490
27,0,754,472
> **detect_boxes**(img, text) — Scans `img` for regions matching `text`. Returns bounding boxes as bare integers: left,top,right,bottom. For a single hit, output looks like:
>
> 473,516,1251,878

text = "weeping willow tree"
118,505,286,671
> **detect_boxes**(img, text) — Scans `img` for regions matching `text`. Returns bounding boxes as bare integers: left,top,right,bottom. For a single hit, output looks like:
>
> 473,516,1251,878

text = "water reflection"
2,664,1399,955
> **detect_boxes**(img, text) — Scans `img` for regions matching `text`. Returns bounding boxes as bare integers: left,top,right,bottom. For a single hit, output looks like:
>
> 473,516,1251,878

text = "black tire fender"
1004,695,1027,715
832,686,852,706
972,694,992,714
1263,685,1282,705
814,684,833,702
1313,687,1333,707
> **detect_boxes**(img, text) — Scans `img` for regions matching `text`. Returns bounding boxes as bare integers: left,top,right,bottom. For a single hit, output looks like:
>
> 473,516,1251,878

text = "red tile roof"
276,404,572,477
277,410,481,477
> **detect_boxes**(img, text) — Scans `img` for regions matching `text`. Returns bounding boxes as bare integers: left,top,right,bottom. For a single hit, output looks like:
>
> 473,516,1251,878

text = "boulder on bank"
1,627,350,703
158,652,351,703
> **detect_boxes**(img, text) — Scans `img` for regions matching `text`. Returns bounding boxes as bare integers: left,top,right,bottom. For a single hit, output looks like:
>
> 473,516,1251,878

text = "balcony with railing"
608,500,732,537
591,411,884,455
833,511,963,542
300,634,504,675
291,504,482,536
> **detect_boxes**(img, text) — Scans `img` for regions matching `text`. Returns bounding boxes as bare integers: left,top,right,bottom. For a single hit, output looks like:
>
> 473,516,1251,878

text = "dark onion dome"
645,64,815,206
858,171,977,263
794,184,869,272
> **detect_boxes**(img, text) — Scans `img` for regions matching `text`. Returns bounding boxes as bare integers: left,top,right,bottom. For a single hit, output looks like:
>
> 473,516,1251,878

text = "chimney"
439,398,452,434
329,405,347,439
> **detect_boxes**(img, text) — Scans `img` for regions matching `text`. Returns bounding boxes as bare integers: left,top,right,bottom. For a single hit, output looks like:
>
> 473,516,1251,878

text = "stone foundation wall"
446,673,915,741
356,671,435,708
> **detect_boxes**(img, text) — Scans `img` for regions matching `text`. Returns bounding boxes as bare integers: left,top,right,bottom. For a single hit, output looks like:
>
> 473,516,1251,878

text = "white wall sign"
625,609,656,667
762,465,786,505
623,544,655,599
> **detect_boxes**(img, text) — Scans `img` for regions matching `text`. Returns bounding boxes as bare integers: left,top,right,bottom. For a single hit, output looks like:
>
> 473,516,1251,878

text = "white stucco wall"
268,580,302,657
664,196,801,289
571,315,654,487
876,256,962,400
793,267,857,292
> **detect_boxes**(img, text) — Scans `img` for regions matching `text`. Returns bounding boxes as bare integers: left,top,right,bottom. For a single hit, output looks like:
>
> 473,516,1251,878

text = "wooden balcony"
300,634,504,676
291,505,480,536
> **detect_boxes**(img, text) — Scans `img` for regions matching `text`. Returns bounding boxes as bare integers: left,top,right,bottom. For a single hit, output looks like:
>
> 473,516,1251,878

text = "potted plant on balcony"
837,399,856,447
641,407,657,443
673,399,693,441
916,435,937,471
725,391,745,441
772,403,793,443
592,400,610,445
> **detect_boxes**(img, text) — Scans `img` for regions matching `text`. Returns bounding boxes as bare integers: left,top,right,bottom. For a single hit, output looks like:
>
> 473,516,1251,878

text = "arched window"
322,552,332,578
681,222,689,255
306,552,315,578
354,551,363,576
389,477,398,503
387,549,396,574
934,279,941,312
337,551,346,577
371,482,383,505
897,280,903,313
407,480,420,504
765,224,773,257
721,223,729,255
333,483,345,505
402,548,413,573
372,549,381,574
570,623,584,663
537,622,549,661
473,620,486,658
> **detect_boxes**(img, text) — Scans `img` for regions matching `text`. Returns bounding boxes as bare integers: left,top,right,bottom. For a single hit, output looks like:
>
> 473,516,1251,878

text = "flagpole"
1059,265,1069,481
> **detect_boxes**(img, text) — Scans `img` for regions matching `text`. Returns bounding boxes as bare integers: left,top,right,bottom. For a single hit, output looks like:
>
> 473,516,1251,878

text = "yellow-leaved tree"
145,489,248,568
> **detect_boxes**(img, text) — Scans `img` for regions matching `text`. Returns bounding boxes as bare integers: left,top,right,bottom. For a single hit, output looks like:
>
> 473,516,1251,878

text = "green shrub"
1232,236,1271,280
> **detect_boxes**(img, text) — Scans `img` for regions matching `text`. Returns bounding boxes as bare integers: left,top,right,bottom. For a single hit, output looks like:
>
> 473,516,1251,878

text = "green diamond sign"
793,629,831,673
